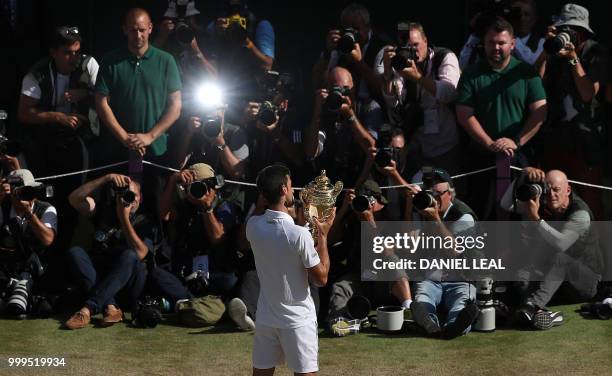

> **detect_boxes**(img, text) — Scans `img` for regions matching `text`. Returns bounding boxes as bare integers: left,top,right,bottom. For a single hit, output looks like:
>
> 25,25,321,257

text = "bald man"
94,7,182,165
501,167,602,330
303,66,376,185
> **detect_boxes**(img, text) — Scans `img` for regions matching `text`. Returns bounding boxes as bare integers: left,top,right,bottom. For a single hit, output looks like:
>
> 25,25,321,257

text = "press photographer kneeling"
501,167,603,330
0,169,56,318
64,174,151,329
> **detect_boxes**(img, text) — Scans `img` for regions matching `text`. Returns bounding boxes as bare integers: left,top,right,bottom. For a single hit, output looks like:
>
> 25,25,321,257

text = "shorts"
252,320,319,373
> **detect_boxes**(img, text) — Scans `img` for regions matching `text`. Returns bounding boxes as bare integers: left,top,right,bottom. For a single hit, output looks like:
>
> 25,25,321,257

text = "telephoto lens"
258,101,278,126
374,148,394,167
412,191,435,211
6,278,31,317
202,115,222,138
326,86,346,112
351,195,375,213
188,181,209,199
543,29,576,55
515,183,545,202
338,28,359,54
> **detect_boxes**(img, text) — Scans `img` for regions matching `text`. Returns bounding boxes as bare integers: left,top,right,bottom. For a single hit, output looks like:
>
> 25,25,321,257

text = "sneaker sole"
228,298,255,331
533,312,562,330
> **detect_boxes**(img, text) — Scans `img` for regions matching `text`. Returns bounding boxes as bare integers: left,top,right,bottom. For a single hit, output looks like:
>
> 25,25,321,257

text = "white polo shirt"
246,209,320,329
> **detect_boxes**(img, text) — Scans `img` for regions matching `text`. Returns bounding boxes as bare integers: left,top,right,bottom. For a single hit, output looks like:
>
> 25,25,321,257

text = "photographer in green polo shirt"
94,8,182,165
455,18,547,219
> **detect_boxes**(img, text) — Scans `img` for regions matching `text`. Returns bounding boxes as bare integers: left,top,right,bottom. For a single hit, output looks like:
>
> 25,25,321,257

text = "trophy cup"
300,170,343,240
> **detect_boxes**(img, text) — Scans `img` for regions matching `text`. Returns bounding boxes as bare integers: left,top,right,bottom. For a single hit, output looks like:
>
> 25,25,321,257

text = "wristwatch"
215,144,226,152
568,57,580,66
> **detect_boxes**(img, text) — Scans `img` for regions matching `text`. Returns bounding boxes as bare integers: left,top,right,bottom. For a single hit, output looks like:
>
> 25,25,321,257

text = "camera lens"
516,183,543,202
258,101,278,126
202,116,222,138
189,181,208,199
351,195,372,212
175,21,195,44
15,186,36,201
326,89,344,112
412,191,435,211
122,190,136,205
374,149,393,167
338,29,357,54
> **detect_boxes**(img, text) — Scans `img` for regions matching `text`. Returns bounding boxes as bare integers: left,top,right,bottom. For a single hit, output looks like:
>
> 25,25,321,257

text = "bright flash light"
196,83,224,109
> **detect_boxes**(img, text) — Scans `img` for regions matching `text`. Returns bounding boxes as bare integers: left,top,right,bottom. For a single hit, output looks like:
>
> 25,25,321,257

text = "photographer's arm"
18,95,82,129
535,212,589,253
245,38,273,72
159,173,181,222
570,59,598,103
202,210,225,245
217,143,245,179
25,208,55,247
341,106,375,154
117,206,148,261
68,174,117,217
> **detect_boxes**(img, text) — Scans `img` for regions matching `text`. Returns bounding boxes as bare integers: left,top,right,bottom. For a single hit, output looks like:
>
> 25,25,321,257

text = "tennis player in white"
247,165,334,375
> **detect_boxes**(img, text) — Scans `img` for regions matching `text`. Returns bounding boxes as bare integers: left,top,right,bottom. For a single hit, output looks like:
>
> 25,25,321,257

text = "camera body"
187,175,225,199
338,28,360,54
5,176,53,202
220,13,248,45
132,296,165,328
543,26,579,55
391,46,418,71
258,101,279,126
184,270,210,296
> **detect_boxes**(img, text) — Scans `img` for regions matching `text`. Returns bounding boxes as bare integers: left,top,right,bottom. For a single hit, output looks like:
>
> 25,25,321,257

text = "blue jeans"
66,246,147,314
414,280,476,334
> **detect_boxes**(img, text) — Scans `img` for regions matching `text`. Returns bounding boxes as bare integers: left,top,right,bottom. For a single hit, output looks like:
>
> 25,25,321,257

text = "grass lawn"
0,304,611,376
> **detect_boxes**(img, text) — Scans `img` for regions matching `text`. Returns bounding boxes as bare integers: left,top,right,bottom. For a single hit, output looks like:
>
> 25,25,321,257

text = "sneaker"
101,305,123,327
411,301,441,336
515,301,538,324
532,310,563,330
228,298,255,331
64,307,91,330
444,302,480,339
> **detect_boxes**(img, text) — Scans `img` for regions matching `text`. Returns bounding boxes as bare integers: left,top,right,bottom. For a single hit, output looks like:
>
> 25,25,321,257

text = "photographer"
0,169,56,317
459,0,544,68
407,168,480,339
63,174,151,329
154,1,217,83
326,180,412,334
158,163,247,327
304,67,376,186
381,22,463,176
312,3,390,111
18,26,98,251
501,167,602,330
174,101,249,180
456,17,547,219
534,3,608,220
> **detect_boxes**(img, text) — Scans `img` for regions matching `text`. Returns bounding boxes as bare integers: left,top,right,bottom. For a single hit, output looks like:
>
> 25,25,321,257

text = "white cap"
164,0,200,18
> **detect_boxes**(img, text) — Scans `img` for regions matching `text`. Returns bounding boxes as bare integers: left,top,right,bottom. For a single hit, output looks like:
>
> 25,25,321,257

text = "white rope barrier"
34,160,612,193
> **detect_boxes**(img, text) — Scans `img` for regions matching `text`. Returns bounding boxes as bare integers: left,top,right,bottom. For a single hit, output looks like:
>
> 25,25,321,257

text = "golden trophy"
300,170,343,240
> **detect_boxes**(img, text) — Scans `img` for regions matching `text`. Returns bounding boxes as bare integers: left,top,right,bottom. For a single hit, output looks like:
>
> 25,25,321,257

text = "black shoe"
532,310,563,330
515,301,538,324
411,301,441,336
443,302,480,339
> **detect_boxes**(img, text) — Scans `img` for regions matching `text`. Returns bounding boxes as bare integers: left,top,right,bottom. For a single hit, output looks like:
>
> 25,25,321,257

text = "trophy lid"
309,170,334,193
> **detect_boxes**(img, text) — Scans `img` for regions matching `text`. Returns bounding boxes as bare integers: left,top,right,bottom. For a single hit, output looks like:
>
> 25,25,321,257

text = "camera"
132,296,165,328
412,190,436,211
579,301,612,320
258,101,279,126
187,175,225,199
5,277,31,316
391,46,418,71
374,148,400,168
220,13,248,45
516,182,548,202
473,278,496,332
338,27,359,54
111,184,136,206
5,176,54,201
351,195,376,213
93,228,120,251
170,0,196,45
200,114,223,138
325,86,351,113
543,26,579,55
184,270,209,296
374,124,400,168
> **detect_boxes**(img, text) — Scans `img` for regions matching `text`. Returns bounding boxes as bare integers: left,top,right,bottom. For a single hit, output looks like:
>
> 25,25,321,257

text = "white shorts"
252,321,319,373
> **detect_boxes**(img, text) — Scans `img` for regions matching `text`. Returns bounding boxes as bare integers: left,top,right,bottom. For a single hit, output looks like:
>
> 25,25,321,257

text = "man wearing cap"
326,179,412,335
0,169,57,317
158,163,249,328
535,3,608,220
18,25,98,252
407,167,481,339
63,173,152,329
456,17,547,219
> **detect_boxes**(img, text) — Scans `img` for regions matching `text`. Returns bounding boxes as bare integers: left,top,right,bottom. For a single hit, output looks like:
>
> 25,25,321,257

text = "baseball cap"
164,0,201,18
356,179,388,204
8,169,42,188
188,163,215,180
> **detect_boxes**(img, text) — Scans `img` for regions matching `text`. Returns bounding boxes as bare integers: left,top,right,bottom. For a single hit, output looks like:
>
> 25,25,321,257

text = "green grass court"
0,303,611,375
